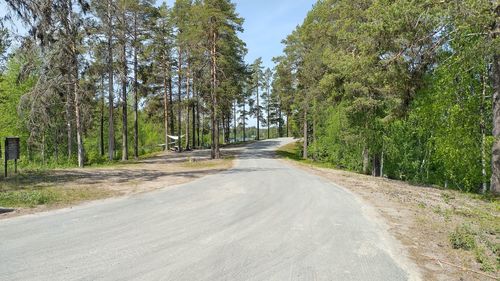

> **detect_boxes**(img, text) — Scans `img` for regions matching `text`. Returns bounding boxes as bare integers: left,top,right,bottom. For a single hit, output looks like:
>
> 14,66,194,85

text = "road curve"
0,138,419,281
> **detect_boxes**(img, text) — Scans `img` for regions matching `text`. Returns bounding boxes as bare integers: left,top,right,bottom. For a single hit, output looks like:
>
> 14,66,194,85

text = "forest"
0,0,284,168
0,0,499,195
274,0,500,194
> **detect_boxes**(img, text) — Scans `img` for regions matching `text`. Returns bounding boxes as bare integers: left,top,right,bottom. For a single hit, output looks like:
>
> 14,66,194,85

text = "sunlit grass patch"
0,187,114,208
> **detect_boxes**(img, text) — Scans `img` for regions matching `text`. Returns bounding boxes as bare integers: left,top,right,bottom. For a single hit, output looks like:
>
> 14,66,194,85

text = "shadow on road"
0,139,291,191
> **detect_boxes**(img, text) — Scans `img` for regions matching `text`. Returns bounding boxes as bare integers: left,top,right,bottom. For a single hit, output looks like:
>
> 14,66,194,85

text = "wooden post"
4,138,7,178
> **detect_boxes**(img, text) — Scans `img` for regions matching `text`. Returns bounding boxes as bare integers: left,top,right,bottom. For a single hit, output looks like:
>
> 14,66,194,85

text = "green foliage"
275,0,497,193
0,57,33,141
475,246,496,272
449,224,476,251
309,103,364,171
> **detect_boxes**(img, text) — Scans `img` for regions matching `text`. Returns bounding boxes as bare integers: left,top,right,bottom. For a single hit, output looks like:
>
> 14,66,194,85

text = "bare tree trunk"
100,74,105,157
68,1,84,168
221,116,226,145
168,74,174,137
197,90,200,147
65,83,73,160
242,102,246,142
233,100,237,143
41,133,46,165
491,54,500,194
54,127,59,162
107,0,115,161
121,9,128,161
303,109,308,159
286,113,290,138
267,88,270,139
490,13,500,195
74,68,84,168
372,153,381,177
278,107,283,137
133,11,139,159
211,28,220,159
192,78,196,148
201,110,205,148
185,60,190,150
362,146,370,175
177,47,183,152
490,5,500,194
163,59,170,151
256,85,260,141
380,150,384,178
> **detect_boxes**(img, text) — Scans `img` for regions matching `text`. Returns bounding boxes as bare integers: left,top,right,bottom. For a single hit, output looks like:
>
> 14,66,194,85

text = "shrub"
449,224,476,251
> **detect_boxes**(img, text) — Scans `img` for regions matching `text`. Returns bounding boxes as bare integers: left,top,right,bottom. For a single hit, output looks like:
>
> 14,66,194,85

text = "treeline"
0,0,286,169
273,0,500,194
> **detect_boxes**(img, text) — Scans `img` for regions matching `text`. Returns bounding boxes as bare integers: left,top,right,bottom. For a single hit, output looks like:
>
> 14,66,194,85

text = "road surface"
0,139,420,281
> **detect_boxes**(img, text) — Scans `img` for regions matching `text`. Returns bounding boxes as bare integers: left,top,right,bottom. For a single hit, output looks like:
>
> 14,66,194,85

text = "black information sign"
4,137,20,177
5,137,20,160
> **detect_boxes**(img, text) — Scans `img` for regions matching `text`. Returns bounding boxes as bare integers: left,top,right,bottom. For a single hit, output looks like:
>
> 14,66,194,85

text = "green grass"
0,187,114,208
276,142,303,161
180,156,234,169
449,224,476,250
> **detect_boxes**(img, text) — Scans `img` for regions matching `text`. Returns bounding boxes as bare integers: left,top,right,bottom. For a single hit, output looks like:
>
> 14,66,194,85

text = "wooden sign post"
4,137,20,177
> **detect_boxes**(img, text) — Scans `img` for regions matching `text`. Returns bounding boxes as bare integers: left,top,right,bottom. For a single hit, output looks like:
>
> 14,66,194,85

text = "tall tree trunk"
362,146,370,175
267,88,270,139
54,128,59,162
286,113,289,138
41,133,46,165
490,4,500,194
133,11,139,160
74,64,84,168
185,60,190,150
201,110,205,148
121,9,128,161
107,0,115,161
197,91,200,147
100,74,105,157
492,56,500,194
233,100,237,143
303,109,308,159
211,28,220,159
221,116,226,144
256,85,260,141
68,1,84,168
168,74,174,137
372,153,381,177
163,59,170,151
477,73,488,193
65,81,73,160
177,47,183,152
192,81,196,148
278,107,283,137
380,149,385,178
243,102,246,142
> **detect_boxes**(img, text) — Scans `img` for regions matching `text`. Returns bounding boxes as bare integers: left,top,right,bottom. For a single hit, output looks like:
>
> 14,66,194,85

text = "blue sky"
164,0,316,69
2,0,315,69
229,0,315,69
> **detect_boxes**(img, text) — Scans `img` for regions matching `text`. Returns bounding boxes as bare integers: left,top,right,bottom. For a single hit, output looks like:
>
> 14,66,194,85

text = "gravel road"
0,138,420,281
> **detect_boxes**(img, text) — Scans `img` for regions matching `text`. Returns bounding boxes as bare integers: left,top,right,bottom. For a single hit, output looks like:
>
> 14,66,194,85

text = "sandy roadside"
280,158,499,281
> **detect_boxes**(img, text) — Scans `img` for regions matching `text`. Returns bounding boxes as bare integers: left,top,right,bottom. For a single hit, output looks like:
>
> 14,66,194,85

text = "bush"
449,224,476,251
475,246,496,272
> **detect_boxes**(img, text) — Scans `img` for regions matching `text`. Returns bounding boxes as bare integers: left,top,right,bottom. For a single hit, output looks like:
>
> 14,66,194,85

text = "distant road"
0,138,419,281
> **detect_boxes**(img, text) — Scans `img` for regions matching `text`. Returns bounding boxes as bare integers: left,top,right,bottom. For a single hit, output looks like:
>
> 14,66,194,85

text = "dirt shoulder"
277,143,499,281
0,149,233,219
